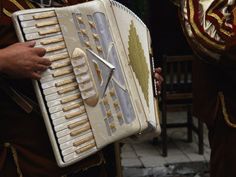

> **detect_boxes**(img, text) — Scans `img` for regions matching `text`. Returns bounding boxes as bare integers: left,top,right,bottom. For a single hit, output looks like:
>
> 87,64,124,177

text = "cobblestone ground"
123,161,209,177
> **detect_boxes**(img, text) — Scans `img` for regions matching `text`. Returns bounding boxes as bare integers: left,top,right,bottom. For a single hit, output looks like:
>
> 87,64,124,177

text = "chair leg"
161,107,168,157
187,105,193,142
198,120,204,154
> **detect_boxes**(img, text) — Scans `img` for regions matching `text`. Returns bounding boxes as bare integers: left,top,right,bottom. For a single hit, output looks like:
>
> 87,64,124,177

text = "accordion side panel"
101,0,159,131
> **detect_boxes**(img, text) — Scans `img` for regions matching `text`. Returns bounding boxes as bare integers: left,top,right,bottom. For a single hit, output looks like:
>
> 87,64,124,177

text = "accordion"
12,0,160,167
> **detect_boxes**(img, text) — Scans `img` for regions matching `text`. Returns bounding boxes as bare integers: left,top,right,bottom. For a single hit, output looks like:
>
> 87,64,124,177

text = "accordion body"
12,0,160,167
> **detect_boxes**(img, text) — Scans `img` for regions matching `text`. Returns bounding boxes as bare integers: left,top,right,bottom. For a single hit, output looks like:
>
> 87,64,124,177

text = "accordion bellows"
12,0,160,167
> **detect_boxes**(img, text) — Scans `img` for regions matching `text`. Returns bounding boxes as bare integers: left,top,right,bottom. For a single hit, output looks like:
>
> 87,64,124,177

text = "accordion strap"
0,76,34,113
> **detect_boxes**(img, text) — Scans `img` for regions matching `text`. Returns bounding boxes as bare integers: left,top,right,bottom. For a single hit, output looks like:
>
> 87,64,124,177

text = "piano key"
60,132,94,150
53,68,73,77
62,139,95,156
39,26,61,35
60,94,81,104
46,93,81,108
65,107,86,119
25,31,62,41
41,75,75,89
67,118,88,129
57,85,78,95
70,123,91,137
58,129,91,144
49,99,83,114
73,135,94,147
22,24,60,34
33,11,56,19
40,35,64,45
45,90,79,102
56,122,90,138
54,115,88,132
51,106,85,120
43,82,77,96
41,74,75,88
18,11,56,21
75,142,96,154
20,17,58,28
63,147,97,162
52,112,87,127
62,102,83,112
36,19,59,27
51,59,71,70
48,52,69,62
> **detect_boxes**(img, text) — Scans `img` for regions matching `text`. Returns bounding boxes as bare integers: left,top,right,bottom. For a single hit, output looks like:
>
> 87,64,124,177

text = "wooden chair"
160,55,204,157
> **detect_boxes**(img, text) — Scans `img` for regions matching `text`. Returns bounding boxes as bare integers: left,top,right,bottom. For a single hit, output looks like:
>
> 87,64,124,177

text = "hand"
0,41,51,80
154,67,163,95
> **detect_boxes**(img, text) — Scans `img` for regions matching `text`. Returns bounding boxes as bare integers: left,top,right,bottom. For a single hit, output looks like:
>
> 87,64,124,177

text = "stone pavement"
120,112,210,177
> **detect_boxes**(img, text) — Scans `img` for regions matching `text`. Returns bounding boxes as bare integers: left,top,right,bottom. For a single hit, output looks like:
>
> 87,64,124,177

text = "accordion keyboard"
18,10,98,162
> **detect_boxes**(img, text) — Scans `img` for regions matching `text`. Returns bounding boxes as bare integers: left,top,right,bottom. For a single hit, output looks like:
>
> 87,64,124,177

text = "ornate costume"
179,1,236,176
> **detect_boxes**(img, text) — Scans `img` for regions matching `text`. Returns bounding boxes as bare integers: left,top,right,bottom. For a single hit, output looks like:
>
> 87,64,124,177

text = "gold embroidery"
219,92,236,128
207,0,233,37
233,7,236,25
3,8,12,17
9,0,25,10
25,0,36,8
189,0,225,50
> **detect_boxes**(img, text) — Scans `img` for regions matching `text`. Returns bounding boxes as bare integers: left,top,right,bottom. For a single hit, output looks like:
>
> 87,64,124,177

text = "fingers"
23,41,36,47
155,67,162,73
33,47,47,57
37,57,51,66
31,72,41,80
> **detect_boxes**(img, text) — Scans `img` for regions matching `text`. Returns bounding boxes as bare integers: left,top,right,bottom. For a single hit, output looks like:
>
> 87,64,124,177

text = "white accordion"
12,0,160,167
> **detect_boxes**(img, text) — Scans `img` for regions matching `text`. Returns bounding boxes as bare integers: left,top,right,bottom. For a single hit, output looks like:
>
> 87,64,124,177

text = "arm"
0,41,51,80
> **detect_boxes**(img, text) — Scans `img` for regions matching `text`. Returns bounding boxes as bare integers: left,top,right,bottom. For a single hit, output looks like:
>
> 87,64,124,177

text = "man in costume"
178,0,236,176
0,0,163,176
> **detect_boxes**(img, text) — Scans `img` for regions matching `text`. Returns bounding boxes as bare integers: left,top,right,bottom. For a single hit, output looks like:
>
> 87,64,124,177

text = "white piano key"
58,129,91,144
56,122,90,138
41,65,73,78
54,115,88,132
41,73,74,87
43,82,77,96
46,93,81,107
25,31,62,41
45,49,68,57
45,90,79,102
51,106,85,120
23,24,60,34
63,147,97,163
61,139,95,156
19,11,56,21
48,99,83,114
20,17,58,28
60,132,93,150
